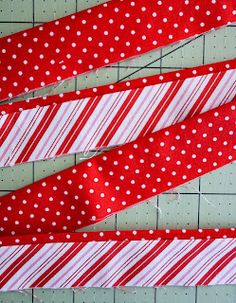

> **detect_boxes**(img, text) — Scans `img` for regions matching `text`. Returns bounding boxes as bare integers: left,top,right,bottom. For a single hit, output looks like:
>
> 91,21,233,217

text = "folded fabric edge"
0,228,235,291
0,228,235,247
1,58,235,116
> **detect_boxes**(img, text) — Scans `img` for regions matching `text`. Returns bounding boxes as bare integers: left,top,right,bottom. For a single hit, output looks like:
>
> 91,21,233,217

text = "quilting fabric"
0,59,235,167
0,229,235,290
0,0,236,292
0,0,235,101
0,99,235,236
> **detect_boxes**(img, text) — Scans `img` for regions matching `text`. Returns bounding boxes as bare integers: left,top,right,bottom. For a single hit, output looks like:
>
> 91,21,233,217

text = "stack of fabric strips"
0,0,235,291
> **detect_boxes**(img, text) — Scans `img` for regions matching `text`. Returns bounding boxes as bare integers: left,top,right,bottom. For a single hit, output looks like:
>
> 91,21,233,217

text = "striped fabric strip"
0,60,235,167
0,98,235,237
0,229,235,290
0,0,235,101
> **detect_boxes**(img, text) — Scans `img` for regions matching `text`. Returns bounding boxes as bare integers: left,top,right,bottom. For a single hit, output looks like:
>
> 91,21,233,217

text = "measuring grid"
0,0,236,302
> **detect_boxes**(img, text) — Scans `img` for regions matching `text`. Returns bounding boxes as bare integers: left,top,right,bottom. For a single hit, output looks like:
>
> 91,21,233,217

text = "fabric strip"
0,99,235,237
0,229,235,290
0,228,235,247
0,0,235,101
0,59,235,167
1,59,235,115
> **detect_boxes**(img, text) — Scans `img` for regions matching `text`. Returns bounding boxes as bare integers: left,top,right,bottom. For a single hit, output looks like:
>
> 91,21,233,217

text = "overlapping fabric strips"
0,60,235,167
0,229,235,290
0,98,235,236
0,0,236,292
0,0,235,101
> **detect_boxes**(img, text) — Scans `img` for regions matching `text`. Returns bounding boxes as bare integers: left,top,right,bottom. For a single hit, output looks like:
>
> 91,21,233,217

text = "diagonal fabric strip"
0,229,235,290
0,99,235,236
1,59,235,115
0,0,235,101
0,59,235,167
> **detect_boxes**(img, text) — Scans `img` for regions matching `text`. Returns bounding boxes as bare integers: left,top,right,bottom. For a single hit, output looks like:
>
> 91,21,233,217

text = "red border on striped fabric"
0,228,235,247
1,59,235,116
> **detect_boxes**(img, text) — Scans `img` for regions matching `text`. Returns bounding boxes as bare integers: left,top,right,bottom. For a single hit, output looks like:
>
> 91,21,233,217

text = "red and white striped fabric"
1,60,235,167
0,229,235,290
0,98,235,237
0,0,235,101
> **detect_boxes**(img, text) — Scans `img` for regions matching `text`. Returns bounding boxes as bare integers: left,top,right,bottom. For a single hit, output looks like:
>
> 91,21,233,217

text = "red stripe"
44,101,84,157
172,75,207,124
154,240,213,286
139,80,184,137
8,108,46,163
72,241,128,287
125,83,169,141
96,88,144,147
15,105,61,163
0,244,43,288
0,112,19,143
62,242,112,287
31,242,87,287
144,239,194,286
83,92,126,151
0,229,235,248
186,72,226,118
219,80,236,106
0,246,23,269
113,240,170,286
184,238,234,285
56,95,103,155
197,247,236,285
102,241,153,286
18,243,68,289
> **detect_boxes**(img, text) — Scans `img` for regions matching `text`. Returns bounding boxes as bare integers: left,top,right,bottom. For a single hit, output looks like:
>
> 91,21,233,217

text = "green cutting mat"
0,0,236,302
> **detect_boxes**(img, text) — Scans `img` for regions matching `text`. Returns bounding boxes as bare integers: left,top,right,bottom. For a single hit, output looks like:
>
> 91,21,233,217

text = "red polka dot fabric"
0,99,235,237
0,0,235,101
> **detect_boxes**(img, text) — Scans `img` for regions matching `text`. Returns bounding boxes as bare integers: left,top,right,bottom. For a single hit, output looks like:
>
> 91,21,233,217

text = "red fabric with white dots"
0,0,235,101
0,99,235,237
